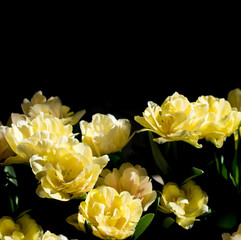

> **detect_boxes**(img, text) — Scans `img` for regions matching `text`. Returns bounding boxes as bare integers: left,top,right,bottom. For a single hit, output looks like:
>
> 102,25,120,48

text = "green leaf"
148,132,169,175
85,219,92,234
17,209,32,220
9,195,19,213
182,167,204,184
215,153,220,174
163,216,175,229
221,163,228,180
215,155,229,181
192,167,204,176
133,213,155,240
152,191,160,215
108,151,121,168
232,124,240,188
4,165,18,187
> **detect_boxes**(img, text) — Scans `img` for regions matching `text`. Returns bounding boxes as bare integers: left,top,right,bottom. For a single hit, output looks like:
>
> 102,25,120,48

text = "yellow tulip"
222,224,241,240
159,181,208,229
2,113,74,165
196,95,241,148
97,162,157,211
135,92,204,148
80,113,131,156
0,124,14,162
0,216,24,240
42,230,68,240
67,186,142,239
21,91,85,125
0,214,43,240
30,143,109,201
135,92,241,148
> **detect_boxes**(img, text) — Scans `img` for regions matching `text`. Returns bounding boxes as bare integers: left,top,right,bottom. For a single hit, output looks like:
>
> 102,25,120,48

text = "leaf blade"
133,213,155,240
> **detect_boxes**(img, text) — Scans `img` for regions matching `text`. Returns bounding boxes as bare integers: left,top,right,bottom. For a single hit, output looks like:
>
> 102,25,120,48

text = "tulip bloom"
135,92,204,148
222,224,241,240
80,113,131,156
159,181,209,229
0,214,43,240
196,95,241,148
42,231,68,240
21,90,85,125
0,124,14,162
30,143,109,201
135,92,241,148
3,113,74,165
97,162,157,211
67,186,143,239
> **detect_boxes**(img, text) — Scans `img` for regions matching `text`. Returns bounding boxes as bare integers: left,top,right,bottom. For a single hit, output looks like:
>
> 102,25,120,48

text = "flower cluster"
0,91,156,239
0,214,67,240
135,92,241,148
0,89,241,239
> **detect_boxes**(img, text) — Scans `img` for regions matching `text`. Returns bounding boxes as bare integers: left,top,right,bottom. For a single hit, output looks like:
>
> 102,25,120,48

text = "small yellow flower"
0,214,43,240
2,113,74,165
42,230,68,240
222,224,241,240
196,95,241,148
0,216,24,240
135,92,204,148
21,91,85,125
0,123,14,162
30,143,109,201
159,181,208,229
97,162,157,211
80,113,131,156
67,186,143,240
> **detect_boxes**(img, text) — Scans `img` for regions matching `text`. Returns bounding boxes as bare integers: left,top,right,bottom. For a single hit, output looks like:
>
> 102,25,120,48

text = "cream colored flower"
195,95,241,148
30,143,109,201
0,214,43,240
21,91,85,125
97,162,157,211
42,230,68,240
135,92,205,148
0,123,14,162
159,181,209,229
67,186,142,240
2,113,74,165
80,113,131,156
222,224,241,240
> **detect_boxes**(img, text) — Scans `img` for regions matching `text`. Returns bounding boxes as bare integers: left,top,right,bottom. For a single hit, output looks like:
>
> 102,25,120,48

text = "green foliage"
215,125,241,193
148,132,169,175
182,167,204,184
163,216,175,229
132,213,155,240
